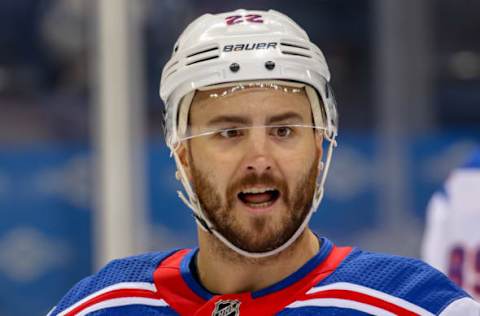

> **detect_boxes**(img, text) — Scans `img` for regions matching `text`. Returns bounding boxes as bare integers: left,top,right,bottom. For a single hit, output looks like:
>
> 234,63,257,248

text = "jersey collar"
179,237,334,300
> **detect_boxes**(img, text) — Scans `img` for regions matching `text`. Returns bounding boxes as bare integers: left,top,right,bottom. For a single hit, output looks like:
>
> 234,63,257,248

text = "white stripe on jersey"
286,282,434,316
287,298,396,316
57,282,158,316
77,297,169,316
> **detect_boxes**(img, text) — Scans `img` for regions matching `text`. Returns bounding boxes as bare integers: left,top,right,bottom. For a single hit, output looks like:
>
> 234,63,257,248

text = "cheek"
277,145,318,185
282,156,312,186
190,141,238,192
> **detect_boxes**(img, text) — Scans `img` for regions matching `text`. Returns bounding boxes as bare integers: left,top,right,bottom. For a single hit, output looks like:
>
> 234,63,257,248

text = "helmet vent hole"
229,63,240,72
186,46,219,58
185,45,220,66
164,60,179,73
164,69,178,80
281,51,311,58
280,42,310,50
265,61,275,70
280,42,312,58
186,55,220,66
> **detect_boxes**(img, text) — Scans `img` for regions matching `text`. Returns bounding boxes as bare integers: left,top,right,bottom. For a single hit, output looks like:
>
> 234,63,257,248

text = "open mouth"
237,187,280,208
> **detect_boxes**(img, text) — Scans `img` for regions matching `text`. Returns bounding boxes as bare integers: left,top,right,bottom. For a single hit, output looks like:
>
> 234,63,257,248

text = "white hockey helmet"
159,9,338,258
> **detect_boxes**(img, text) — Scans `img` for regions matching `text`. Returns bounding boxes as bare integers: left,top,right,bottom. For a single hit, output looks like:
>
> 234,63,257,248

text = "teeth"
245,201,274,208
241,187,275,194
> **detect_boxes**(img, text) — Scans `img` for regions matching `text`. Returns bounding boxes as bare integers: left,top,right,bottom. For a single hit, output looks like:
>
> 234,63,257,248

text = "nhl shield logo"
212,299,241,316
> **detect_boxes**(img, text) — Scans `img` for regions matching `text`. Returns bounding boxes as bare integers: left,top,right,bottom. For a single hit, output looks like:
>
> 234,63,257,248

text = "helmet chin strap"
170,133,337,259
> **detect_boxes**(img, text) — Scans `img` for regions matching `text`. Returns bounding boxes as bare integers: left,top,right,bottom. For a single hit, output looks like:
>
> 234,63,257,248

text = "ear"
315,132,324,160
176,142,193,183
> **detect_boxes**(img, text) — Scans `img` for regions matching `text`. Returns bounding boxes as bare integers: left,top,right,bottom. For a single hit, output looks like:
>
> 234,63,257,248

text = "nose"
246,156,272,173
242,129,273,174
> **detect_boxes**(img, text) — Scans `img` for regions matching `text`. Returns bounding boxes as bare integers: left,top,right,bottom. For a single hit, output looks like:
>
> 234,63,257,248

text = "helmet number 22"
225,14,264,25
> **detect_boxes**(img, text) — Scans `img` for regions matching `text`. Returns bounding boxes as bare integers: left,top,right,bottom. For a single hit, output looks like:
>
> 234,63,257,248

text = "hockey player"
422,147,480,302
49,9,480,315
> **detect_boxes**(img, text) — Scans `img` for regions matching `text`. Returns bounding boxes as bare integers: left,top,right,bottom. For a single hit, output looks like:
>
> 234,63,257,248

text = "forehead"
189,86,313,124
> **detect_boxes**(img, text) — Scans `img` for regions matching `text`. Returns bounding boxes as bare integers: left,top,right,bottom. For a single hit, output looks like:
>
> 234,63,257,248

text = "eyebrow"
205,111,305,127
207,115,252,126
266,111,305,124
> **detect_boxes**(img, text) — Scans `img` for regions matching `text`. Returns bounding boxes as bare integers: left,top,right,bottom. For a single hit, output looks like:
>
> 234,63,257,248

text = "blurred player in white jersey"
422,147,480,301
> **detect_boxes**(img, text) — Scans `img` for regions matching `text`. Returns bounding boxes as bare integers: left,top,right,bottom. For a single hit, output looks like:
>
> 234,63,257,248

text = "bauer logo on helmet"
223,42,277,52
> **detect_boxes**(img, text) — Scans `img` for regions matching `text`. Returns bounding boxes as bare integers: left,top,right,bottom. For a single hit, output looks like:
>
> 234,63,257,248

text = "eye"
272,126,293,138
219,128,243,138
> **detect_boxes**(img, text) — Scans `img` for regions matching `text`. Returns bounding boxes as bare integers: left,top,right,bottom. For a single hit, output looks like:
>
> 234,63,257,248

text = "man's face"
181,86,322,253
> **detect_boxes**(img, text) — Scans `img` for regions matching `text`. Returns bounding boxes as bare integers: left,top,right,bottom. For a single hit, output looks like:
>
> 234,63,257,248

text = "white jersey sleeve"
422,148,480,301
439,297,480,316
422,191,450,272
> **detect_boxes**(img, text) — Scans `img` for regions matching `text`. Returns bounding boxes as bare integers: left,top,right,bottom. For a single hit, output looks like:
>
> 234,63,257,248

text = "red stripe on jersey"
63,288,161,316
301,289,420,316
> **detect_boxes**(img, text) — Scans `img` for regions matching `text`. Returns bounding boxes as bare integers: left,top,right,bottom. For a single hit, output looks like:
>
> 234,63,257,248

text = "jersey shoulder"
49,249,182,315
317,248,469,314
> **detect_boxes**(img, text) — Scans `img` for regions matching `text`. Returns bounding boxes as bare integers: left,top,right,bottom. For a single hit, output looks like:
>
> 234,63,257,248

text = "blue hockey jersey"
49,238,479,315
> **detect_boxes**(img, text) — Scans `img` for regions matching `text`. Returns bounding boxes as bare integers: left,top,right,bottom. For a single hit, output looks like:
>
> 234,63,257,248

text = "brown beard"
190,151,319,255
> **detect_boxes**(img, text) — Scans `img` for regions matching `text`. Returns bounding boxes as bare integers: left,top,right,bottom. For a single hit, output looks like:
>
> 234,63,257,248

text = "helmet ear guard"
159,9,339,258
